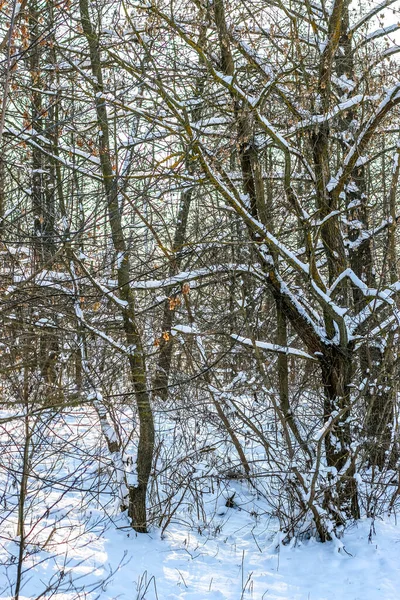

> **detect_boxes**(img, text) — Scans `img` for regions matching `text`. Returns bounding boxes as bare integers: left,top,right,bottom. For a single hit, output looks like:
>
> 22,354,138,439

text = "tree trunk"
320,347,359,521
79,0,154,532
153,187,192,399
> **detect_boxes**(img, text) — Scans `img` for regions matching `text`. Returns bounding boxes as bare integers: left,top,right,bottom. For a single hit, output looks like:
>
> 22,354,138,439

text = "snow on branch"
350,0,400,33
130,264,264,289
351,280,400,333
330,269,395,312
328,81,400,196
231,335,318,361
290,95,371,133
345,217,398,250
366,23,400,42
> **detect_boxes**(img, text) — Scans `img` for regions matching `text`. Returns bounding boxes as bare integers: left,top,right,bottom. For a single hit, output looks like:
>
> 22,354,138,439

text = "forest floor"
1,408,400,599
6,503,400,600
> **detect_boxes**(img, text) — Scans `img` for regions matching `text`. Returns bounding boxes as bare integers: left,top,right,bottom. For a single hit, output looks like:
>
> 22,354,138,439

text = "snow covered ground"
1,407,400,600
4,507,400,599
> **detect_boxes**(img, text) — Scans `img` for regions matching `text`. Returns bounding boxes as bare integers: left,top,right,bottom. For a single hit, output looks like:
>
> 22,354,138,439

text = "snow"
350,0,400,33
366,23,400,41
332,74,356,93
292,95,367,133
231,334,317,361
71,517,400,599
3,1,400,597
5,127,103,182
383,45,400,58
328,81,400,195
172,324,198,335
2,478,400,599
1,404,400,600
131,264,262,289
329,268,394,306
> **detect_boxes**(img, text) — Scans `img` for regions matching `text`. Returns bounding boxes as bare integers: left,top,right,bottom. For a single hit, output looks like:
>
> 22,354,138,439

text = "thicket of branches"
1,0,400,586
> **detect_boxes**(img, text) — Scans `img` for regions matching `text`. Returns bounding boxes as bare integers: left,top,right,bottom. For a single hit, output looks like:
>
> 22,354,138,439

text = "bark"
15,372,32,600
25,1,59,393
153,187,192,399
0,158,4,240
79,0,154,532
212,0,359,531
153,26,206,399
276,299,311,462
312,0,348,294
195,334,251,477
319,347,359,521
337,3,396,470
28,0,55,264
